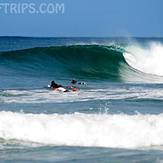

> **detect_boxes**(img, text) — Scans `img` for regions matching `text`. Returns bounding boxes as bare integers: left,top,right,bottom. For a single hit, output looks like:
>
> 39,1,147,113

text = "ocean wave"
1,111,163,149
0,43,163,82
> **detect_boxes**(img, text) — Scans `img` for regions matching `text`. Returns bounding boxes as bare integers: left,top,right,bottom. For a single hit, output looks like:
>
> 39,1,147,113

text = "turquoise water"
0,37,163,162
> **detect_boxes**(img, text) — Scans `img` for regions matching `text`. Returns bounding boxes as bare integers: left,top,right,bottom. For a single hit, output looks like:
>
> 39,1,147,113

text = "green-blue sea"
0,37,163,162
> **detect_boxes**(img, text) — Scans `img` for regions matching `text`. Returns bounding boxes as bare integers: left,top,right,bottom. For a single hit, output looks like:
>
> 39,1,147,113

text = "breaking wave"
1,111,163,149
0,43,163,82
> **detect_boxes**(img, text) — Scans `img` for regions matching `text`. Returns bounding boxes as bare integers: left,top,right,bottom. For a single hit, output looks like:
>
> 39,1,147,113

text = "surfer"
50,81,78,92
50,81,62,89
71,79,77,84
50,81,68,92
71,79,86,85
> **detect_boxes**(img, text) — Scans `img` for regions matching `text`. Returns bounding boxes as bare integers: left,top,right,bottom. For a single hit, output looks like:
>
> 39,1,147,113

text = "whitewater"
124,42,163,76
1,111,163,149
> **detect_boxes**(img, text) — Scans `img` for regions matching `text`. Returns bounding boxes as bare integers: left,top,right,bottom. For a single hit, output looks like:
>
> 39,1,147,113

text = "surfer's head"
71,79,77,84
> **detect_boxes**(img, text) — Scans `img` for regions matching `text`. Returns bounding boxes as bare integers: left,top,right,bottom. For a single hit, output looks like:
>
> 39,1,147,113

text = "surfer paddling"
71,79,86,85
50,81,78,92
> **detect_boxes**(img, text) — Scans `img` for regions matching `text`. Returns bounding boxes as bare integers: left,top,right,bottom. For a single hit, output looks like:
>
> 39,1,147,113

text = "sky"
0,0,162,37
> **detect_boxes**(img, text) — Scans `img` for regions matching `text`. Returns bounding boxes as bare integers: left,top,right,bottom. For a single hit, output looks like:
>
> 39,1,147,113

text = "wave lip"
124,42,163,77
1,111,163,149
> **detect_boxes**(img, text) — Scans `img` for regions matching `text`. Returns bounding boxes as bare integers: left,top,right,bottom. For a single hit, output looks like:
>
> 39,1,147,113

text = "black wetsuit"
50,81,62,89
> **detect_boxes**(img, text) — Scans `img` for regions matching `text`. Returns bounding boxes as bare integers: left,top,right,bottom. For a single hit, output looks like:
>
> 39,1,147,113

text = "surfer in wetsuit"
71,79,77,84
50,81,61,89
69,79,85,91
50,81,70,92
50,80,79,92
71,79,86,85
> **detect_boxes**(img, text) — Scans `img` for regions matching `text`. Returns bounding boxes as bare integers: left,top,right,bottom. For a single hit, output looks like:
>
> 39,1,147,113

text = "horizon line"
0,36,163,39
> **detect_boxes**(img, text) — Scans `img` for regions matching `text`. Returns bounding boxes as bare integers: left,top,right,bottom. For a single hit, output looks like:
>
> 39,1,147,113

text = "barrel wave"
0,43,163,82
0,45,136,82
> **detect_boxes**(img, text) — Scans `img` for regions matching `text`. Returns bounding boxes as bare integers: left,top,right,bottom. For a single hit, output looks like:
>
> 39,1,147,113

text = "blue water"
0,37,163,162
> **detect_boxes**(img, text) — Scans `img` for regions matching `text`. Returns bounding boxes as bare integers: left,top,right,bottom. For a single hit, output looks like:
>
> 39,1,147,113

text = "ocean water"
0,37,163,162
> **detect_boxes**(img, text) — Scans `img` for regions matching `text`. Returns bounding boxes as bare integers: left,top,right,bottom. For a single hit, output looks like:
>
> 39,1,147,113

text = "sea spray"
124,42,163,76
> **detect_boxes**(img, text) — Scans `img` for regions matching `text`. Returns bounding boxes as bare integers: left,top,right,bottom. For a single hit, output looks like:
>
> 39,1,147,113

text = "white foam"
1,87,163,104
1,111,163,149
124,42,163,76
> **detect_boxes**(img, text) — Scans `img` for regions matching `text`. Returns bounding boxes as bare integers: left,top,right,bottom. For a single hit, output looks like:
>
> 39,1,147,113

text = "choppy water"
0,37,163,162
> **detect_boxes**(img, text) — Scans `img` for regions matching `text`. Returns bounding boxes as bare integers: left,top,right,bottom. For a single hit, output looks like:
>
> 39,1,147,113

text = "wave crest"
124,42,163,76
